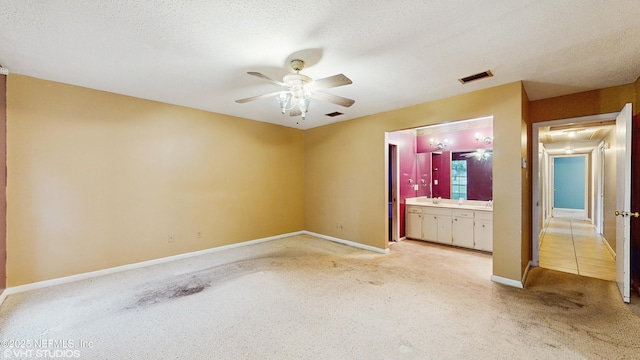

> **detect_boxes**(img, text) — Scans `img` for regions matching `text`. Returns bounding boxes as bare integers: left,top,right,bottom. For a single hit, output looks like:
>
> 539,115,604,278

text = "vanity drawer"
453,210,474,218
475,211,493,221
406,206,423,214
422,207,453,216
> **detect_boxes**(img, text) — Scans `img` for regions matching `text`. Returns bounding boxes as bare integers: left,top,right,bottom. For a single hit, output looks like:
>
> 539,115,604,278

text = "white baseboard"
302,231,389,254
602,236,616,259
491,275,524,289
0,230,388,308
522,261,532,287
491,261,530,289
0,290,8,308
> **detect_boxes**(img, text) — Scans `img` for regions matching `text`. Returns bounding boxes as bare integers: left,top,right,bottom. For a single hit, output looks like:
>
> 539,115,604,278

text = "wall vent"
325,111,344,117
458,70,493,84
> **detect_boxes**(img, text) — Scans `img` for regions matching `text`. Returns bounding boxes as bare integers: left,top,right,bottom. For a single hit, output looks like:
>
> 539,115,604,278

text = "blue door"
553,156,585,209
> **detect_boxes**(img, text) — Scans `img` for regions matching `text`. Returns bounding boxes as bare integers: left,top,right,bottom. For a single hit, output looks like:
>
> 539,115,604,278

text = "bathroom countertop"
405,197,493,212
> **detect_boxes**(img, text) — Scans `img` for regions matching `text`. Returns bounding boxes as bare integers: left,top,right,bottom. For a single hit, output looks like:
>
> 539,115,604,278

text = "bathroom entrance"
385,116,494,247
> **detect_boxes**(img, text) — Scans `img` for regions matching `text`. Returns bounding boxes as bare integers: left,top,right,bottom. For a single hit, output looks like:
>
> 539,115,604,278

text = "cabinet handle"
454,218,457,221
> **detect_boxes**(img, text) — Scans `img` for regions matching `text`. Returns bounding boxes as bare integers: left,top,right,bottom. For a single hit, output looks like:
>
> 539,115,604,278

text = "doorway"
532,108,631,301
385,116,494,247
387,142,400,244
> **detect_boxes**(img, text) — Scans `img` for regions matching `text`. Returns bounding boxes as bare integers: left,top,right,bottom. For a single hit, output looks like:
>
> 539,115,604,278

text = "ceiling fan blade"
235,91,283,104
310,74,352,90
247,71,286,87
310,91,355,107
289,106,301,117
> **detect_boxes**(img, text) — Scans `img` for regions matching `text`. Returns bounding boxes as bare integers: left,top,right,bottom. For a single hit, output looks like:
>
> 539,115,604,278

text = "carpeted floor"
1,235,639,359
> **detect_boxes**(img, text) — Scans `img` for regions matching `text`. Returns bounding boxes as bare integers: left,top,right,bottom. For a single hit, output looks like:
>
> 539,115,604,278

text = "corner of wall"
0,72,6,294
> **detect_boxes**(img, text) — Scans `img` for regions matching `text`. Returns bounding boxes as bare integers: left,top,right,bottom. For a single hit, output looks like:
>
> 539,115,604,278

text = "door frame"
532,112,618,266
386,140,400,243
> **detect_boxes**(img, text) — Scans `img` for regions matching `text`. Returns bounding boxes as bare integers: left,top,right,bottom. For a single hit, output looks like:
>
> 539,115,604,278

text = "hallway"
539,217,616,281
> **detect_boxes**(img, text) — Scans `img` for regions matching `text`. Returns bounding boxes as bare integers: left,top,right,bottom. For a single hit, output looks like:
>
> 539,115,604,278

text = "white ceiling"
1,1,639,130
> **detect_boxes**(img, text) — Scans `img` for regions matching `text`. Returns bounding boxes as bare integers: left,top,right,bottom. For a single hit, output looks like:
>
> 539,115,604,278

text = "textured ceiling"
1,1,639,130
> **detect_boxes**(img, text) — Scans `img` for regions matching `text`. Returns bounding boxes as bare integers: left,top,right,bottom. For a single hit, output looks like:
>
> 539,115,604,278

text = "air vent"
458,70,493,84
0,67,8,76
325,111,344,117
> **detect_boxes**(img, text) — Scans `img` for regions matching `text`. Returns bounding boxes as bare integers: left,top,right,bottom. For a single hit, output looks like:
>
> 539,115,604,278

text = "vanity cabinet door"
474,212,493,252
453,218,474,248
422,214,438,241
436,215,452,244
406,206,423,240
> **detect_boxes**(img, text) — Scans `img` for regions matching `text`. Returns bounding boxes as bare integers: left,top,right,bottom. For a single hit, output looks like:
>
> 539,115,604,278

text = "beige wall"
305,82,528,282
529,84,636,123
7,75,305,286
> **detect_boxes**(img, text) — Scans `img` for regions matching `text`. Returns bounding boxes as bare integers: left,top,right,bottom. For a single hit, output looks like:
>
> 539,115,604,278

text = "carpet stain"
134,279,211,307
170,285,206,298
537,291,585,309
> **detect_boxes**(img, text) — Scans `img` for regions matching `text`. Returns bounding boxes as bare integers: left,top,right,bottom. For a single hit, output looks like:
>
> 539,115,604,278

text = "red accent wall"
0,74,6,293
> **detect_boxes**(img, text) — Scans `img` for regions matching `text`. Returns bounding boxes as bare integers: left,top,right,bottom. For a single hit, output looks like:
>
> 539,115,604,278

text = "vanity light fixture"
430,138,448,149
475,133,493,145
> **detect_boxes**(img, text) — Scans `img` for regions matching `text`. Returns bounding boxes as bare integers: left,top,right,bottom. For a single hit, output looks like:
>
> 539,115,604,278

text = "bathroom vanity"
405,197,493,252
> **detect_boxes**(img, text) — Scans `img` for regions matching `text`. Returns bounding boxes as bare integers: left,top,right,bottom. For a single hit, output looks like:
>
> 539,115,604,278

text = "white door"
615,103,632,303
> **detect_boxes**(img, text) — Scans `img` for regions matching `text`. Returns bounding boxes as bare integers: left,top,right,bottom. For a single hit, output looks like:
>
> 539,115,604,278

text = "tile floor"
539,217,616,281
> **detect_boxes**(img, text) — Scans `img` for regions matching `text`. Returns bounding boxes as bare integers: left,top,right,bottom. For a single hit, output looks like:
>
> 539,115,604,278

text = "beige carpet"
1,235,639,359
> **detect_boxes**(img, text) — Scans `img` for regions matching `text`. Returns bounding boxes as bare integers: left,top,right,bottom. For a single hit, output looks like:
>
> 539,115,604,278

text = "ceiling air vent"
458,70,493,84
325,111,344,117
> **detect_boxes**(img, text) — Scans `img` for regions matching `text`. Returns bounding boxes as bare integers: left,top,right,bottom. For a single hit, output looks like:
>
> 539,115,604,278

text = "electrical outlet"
168,235,175,243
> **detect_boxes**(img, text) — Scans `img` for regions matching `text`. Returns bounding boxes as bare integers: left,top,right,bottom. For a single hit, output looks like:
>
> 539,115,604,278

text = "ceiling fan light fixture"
298,96,311,119
237,58,354,122
277,92,292,114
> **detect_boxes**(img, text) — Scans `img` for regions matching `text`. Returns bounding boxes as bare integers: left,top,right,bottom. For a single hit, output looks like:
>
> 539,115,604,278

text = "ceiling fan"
235,59,355,121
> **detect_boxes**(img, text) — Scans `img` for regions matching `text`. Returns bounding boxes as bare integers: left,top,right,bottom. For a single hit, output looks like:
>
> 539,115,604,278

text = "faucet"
433,197,442,204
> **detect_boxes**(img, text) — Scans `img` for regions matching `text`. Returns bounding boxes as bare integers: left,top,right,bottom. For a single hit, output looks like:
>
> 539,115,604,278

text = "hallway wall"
602,129,618,250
